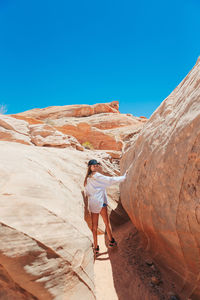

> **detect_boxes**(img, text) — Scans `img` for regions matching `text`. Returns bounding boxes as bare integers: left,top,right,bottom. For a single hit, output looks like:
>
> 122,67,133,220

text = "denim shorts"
102,203,107,207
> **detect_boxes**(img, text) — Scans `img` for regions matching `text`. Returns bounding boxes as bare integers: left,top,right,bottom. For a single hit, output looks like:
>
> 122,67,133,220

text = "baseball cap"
88,159,100,166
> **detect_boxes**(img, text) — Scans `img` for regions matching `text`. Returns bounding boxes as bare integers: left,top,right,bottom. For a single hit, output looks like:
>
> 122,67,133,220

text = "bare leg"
100,206,113,241
91,213,99,249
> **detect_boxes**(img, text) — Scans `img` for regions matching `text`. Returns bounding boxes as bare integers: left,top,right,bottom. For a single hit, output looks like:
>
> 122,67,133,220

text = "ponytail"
84,166,93,186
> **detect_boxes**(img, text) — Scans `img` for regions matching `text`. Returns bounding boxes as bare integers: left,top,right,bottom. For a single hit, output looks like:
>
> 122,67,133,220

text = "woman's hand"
125,168,130,177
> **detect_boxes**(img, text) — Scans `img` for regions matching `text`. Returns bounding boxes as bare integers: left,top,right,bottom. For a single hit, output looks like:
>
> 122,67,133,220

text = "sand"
94,221,179,300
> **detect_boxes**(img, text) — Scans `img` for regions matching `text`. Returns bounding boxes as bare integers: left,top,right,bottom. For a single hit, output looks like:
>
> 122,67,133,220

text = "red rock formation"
120,57,200,299
11,102,147,151
53,113,146,151
11,115,43,125
30,123,84,150
14,101,119,120
54,113,146,150
55,122,123,151
0,115,85,150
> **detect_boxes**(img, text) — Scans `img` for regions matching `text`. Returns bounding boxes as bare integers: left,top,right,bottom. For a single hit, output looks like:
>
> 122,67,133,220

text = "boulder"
120,57,200,299
29,124,84,150
0,114,32,145
0,141,127,299
0,142,95,300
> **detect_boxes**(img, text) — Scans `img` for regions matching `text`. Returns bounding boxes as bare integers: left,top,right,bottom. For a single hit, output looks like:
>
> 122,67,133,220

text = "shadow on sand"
105,202,169,300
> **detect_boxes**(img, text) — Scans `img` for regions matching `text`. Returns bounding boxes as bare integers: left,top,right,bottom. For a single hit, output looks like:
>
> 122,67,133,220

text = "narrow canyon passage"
94,221,178,300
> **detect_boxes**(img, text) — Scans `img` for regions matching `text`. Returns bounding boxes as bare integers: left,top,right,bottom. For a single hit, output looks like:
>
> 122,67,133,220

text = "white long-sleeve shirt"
85,172,126,213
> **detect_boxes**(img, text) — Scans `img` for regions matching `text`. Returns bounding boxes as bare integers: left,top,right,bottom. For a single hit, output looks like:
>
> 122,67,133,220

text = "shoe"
93,245,100,255
108,238,117,248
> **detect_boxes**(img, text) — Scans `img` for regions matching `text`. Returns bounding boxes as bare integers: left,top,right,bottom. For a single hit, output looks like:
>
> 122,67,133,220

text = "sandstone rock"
0,114,32,145
11,114,44,125
0,264,37,300
11,104,147,152
52,112,145,131
105,150,121,159
0,114,29,134
52,113,146,151
30,124,84,150
73,113,138,130
0,141,126,299
14,101,119,120
0,142,95,299
55,122,123,151
120,57,200,299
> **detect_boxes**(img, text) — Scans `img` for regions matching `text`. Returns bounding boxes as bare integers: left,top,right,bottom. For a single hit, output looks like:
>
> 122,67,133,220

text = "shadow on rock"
107,202,179,300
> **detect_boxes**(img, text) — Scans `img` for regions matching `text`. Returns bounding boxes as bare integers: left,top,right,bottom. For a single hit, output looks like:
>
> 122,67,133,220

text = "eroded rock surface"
0,114,32,145
0,142,96,299
121,57,200,299
0,100,147,298
14,101,120,120
0,115,85,150
30,124,84,150
11,101,147,151
54,113,145,151
0,140,128,299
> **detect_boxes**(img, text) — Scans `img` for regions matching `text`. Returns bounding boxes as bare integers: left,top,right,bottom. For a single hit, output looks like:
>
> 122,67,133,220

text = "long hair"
84,165,93,186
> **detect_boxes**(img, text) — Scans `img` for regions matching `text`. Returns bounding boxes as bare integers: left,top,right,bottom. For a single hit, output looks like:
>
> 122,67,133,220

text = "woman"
84,159,128,256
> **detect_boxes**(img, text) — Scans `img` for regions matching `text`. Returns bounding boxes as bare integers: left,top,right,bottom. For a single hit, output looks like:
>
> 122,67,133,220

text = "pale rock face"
30,124,84,150
0,101,146,298
0,115,85,150
120,57,200,299
0,114,29,134
14,101,119,120
53,112,135,129
0,114,32,145
0,141,126,299
0,142,95,300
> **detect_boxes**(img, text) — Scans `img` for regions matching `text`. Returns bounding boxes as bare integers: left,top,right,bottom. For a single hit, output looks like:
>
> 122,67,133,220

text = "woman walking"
84,159,128,256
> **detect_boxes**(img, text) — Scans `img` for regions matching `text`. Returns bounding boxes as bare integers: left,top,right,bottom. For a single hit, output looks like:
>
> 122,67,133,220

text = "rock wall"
11,101,147,151
0,109,130,299
120,57,200,299
13,101,120,119
0,142,96,299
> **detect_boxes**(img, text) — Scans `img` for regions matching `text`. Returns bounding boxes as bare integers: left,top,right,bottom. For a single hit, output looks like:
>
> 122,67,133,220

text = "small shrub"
82,141,94,150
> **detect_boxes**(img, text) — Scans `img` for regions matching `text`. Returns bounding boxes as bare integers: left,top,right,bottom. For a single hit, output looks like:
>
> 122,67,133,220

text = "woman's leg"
91,213,99,249
100,206,113,241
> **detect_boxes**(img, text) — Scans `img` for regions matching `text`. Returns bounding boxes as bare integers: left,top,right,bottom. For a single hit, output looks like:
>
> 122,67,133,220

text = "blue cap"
88,159,100,166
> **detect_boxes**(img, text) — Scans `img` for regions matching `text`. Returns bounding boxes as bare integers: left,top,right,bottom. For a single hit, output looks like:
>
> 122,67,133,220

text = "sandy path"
94,234,118,300
93,221,178,300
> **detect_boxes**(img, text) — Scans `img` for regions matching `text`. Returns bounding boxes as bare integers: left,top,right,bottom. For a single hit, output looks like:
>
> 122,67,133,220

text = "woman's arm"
95,172,127,187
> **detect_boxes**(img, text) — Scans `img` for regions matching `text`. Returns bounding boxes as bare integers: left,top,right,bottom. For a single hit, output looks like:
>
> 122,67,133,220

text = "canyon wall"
0,101,144,299
121,57,200,299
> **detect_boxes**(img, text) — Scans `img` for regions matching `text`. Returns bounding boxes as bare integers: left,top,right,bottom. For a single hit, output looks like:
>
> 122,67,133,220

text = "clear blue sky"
0,0,199,118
